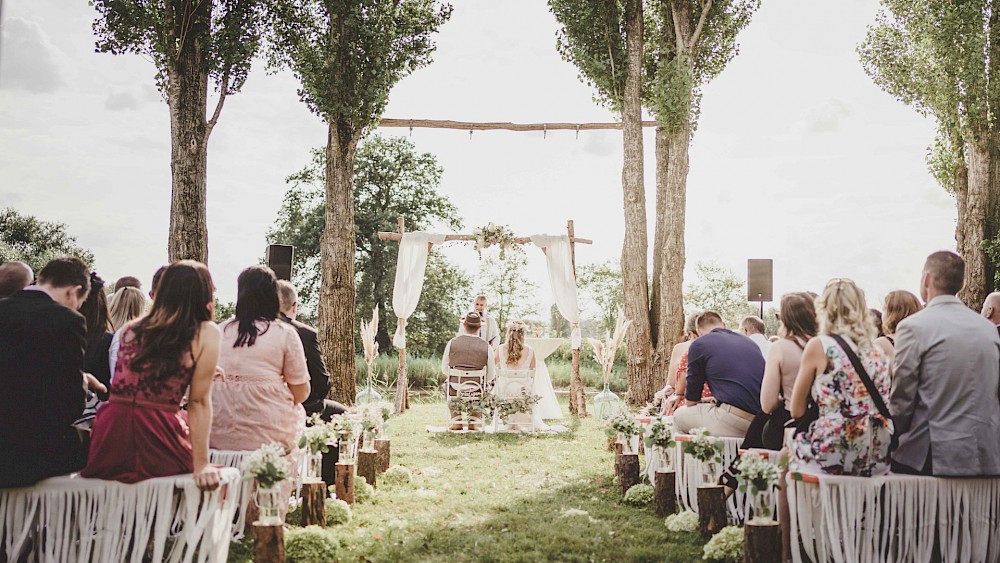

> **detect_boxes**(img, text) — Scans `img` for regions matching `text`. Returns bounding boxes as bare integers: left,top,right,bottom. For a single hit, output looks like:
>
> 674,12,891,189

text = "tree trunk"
744,522,781,563
651,124,689,379
300,482,326,527
618,453,640,495
374,438,391,472
319,123,360,405
698,485,728,538
621,0,657,406
654,469,677,516
252,523,285,563
959,142,997,308
334,462,355,504
166,1,212,263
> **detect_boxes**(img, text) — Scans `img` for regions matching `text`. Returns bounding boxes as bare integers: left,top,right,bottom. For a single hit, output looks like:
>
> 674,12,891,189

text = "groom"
458,294,500,348
442,312,496,430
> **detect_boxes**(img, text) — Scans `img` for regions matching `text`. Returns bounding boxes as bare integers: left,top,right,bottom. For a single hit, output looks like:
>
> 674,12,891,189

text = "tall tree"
683,261,756,329
578,261,625,335
267,136,466,357
92,0,265,262
0,208,94,272
550,0,758,404
859,1,999,306
478,254,540,336
269,0,452,404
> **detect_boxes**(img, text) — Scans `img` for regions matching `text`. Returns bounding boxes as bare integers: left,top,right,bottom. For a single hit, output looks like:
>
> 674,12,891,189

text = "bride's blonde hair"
817,278,876,348
505,320,527,365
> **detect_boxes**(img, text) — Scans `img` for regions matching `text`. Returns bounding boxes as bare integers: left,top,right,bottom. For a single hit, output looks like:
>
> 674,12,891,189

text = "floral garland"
450,392,541,418
644,417,675,449
681,427,724,464
471,223,521,259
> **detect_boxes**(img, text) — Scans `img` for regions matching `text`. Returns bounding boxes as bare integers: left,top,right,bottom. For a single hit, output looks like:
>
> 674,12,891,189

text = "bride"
494,320,562,430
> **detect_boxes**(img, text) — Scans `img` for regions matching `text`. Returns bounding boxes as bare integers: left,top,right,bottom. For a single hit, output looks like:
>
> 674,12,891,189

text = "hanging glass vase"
355,376,382,405
362,429,377,452
593,384,621,420
619,433,640,455
658,445,675,472
338,432,355,465
700,459,719,487
751,487,773,523
255,482,283,526
303,450,323,483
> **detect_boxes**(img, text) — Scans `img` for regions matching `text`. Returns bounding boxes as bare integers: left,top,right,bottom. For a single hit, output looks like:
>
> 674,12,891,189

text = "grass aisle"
308,400,704,562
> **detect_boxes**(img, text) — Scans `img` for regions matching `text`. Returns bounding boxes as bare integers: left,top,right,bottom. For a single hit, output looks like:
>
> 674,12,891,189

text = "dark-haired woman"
210,266,309,456
83,261,222,491
75,272,114,426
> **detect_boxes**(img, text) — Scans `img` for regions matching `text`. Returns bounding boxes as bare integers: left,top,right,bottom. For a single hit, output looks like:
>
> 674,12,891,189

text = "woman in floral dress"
790,278,893,476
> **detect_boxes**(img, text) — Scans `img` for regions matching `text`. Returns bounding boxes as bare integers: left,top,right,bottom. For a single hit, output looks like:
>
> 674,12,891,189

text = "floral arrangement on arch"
682,427,724,464
589,310,632,387
471,223,521,259
241,442,291,488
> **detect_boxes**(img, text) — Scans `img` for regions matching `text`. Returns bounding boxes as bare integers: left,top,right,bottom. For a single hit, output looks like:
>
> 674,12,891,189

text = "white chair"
493,368,536,432
445,368,488,430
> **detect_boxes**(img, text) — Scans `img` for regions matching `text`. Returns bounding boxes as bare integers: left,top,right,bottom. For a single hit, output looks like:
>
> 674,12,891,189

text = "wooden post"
744,521,781,563
697,486,728,539
566,219,587,417
618,453,640,495
357,450,378,488
335,463,355,504
393,216,410,415
654,469,677,516
374,438,391,473
252,524,285,563
300,482,327,526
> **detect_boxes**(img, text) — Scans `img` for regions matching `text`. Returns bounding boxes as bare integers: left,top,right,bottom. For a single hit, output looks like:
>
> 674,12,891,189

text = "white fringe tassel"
0,468,240,563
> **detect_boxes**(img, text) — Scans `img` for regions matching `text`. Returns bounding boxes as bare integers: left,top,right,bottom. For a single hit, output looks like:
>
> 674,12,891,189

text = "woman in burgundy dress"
83,260,222,491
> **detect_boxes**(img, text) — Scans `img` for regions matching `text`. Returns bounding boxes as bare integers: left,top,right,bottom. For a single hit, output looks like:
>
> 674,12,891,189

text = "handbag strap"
829,334,892,421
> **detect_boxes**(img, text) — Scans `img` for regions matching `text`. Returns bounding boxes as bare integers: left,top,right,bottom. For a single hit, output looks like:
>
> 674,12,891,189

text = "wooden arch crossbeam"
379,118,658,133
379,216,590,417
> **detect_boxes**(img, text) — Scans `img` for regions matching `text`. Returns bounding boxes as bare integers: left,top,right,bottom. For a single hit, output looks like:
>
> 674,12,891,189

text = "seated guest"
791,278,892,476
75,272,114,426
109,287,147,331
874,290,922,362
657,313,700,412
276,280,346,421
0,257,106,488
442,312,495,430
148,265,167,300
494,320,536,370
740,315,771,357
870,308,885,338
671,312,765,437
113,275,142,292
0,261,33,299
83,261,221,491
980,291,1000,337
760,292,817,435
211,266,309,456
892,251,1000,476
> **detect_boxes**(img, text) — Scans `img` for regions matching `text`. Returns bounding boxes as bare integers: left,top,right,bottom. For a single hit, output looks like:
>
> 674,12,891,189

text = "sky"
0,0,957,317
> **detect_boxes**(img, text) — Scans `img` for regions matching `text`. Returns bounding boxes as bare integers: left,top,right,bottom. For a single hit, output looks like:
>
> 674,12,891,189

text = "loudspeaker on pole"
747,259,773,303
266,244,294,281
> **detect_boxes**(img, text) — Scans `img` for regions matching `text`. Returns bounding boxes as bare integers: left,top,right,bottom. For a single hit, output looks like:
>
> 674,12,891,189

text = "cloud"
805,99,851,134
0,17,67,93
104,91,140,111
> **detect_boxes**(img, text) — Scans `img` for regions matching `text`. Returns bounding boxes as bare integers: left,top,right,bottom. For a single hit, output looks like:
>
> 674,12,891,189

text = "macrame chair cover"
530,235,582,349
0,468,241,563
392,232,448,349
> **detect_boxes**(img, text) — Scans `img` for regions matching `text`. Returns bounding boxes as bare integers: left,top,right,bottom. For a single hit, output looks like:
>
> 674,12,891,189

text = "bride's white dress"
497,344,563,431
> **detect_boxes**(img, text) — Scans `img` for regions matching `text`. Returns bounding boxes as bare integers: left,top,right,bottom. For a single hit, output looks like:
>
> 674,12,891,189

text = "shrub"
285,526,338,562
382,465,413,486
355,475,376,504
622,483,655,506
325,498,352,525
665,510,698,532
702,526,744,562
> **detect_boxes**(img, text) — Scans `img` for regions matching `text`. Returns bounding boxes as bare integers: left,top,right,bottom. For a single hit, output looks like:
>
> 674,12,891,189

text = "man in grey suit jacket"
891,251,1000,476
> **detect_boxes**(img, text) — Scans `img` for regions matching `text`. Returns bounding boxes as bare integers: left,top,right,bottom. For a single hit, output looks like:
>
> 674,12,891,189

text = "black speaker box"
747,259,773,302
266,244,294,281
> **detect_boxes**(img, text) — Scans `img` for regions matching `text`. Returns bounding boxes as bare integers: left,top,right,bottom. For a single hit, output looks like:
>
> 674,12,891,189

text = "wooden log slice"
654,469,677,516
374,439,391,473
300,482,326,527
619,453,640,495
357,450,378,488
252,523,285,563
744,521,781,563
335,462,355,505
697,485,727,539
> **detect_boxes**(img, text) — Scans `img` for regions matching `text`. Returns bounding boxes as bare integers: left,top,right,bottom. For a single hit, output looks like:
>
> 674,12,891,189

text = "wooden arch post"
566,220,586,417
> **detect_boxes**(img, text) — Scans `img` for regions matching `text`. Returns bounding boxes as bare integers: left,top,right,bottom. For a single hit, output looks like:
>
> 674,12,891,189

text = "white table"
525,337,565,420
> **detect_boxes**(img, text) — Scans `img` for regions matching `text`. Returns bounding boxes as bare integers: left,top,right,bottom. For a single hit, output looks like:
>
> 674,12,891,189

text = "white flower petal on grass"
421,466,443,477
415,488,438,499
560,508,590,518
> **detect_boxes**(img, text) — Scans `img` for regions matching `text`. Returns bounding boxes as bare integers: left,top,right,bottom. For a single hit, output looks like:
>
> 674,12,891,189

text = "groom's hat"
463,311,482,329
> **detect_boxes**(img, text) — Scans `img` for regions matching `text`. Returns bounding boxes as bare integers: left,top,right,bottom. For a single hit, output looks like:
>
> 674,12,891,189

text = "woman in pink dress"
83,261,222,491
210,266,309,457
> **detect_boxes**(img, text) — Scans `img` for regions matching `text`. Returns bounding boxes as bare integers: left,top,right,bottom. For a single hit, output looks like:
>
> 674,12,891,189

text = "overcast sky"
0,0,956,316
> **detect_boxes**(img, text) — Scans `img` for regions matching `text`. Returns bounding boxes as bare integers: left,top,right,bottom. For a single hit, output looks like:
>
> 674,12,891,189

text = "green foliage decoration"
622,483,655,506
702,525,744,562
284,525,339,563
324,498,352,526
382,465,414,486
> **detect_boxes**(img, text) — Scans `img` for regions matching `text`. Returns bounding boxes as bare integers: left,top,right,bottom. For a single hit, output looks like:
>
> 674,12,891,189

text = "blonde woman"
109,286,147,331
494,320,536,370
790,279,893,476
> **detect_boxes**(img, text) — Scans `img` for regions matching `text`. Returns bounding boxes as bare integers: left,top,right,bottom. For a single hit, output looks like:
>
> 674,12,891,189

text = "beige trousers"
673,402,751,438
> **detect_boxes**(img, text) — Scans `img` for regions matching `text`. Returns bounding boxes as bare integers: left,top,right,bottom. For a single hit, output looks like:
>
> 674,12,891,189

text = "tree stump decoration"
300,482,327,526
618,453,640,495
335,462,355,504
252,523,285,563
744,521,781,563
357,450,378,488
697,485,727,539
374,439,391,473
654,469,677,516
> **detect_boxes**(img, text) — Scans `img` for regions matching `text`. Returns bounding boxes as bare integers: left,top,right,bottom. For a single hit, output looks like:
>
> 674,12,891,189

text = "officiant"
458,294,500,348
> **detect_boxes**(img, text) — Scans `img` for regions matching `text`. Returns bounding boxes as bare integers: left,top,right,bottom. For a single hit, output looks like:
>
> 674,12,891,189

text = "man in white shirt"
739,315,771,357
458,294,500,348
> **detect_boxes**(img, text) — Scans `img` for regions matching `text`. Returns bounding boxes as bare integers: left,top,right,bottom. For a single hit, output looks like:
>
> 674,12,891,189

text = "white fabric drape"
391,232,447,349
530,235,582,349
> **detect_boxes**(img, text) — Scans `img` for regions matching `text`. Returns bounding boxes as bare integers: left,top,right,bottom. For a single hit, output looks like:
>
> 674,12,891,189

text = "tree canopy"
0,208,94,273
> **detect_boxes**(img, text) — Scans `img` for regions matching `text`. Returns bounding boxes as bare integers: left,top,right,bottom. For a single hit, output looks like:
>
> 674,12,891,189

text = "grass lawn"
231,399,706,562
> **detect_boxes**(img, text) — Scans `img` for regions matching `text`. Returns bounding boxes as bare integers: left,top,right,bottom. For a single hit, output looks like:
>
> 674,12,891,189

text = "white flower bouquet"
682,427,724,464
664,510,698,532
735,450,779,494
241,443,291,488
702,525,744,562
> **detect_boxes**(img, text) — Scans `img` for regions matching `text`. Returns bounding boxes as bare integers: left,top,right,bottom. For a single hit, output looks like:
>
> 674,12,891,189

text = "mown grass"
230,400,704,562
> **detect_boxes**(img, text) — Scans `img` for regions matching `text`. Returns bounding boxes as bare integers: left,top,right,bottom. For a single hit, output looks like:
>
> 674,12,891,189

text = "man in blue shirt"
672,311,765,438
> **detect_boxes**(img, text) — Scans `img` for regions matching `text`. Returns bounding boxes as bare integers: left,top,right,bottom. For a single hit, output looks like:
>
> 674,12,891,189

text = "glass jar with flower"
608,410,642,454
682,427,724,486
329,415,356,464
644,417,677,472
356,309,383,405
589,312,632,420
241,443,291,526
735,451,780,523
297,416,334,483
